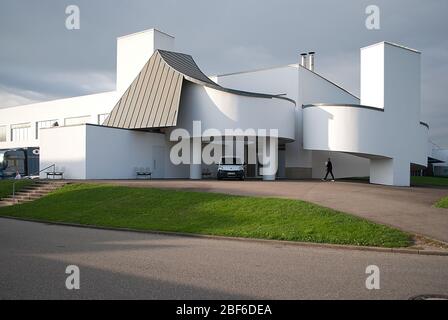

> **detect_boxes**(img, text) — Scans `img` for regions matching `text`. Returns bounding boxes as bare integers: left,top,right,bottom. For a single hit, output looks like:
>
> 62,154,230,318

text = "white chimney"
308,51,315,71
300,53,307,67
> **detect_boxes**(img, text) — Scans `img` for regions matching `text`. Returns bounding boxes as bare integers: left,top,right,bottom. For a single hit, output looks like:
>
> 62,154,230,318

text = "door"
151,146,165,179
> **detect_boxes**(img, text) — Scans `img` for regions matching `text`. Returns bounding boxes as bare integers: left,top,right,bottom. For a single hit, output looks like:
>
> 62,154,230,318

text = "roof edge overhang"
104,49,296,130
157,50,296,105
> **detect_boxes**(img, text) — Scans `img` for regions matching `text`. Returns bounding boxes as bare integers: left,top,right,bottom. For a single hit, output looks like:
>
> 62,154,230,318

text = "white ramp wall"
311,151,370,179
39,125,87,179
85,125,167,179
175,82,296,141
40,124,168,179
296,66,360,177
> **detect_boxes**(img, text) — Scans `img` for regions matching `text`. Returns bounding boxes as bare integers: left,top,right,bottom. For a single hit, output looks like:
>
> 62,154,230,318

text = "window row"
0,114,109,142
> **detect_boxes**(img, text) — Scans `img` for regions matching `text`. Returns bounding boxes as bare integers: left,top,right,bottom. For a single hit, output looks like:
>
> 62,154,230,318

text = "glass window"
64,115,91,126
36,120,58,139
97,113,109,125
0,125,6,142
11,123,31,141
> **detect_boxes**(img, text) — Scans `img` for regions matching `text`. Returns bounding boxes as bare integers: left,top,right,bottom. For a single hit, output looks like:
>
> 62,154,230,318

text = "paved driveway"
1,218,447,299
88,179,448,242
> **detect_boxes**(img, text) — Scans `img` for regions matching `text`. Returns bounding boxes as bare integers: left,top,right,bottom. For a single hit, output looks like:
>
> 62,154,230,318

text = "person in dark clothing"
323,158,335,181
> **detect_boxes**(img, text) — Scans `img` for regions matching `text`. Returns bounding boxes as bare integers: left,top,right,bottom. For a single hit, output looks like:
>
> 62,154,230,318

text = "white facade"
302,43,428,186
431,144,448,177
0,29,435,186
39,124,171,179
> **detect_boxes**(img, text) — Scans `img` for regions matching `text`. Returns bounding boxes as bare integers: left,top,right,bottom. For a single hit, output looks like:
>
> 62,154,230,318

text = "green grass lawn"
0,179,35,199
411,176,448,187
0,183,412,248
436,196,448,208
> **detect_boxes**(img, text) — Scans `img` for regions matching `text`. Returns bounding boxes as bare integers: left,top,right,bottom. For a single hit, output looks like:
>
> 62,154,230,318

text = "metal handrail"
29,163,56,178
12,164,56,203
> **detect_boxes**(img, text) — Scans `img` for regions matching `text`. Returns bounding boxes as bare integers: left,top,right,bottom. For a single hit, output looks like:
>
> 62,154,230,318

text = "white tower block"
116,29,175,93
361,42,426,186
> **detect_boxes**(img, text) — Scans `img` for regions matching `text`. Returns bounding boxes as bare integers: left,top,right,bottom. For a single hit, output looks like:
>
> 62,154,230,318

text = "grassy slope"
411,176,448,187
0,183,411,248
0,179,35,199
436,196,448,208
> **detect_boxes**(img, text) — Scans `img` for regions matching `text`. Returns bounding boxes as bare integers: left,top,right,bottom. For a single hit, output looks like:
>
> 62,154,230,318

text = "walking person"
322,158,335,181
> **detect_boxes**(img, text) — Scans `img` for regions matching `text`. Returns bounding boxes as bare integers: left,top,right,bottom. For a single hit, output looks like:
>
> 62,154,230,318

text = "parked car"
217,157,245,180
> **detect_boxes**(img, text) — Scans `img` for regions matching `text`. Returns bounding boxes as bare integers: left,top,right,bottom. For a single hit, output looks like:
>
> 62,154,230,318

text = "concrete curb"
1,215,448,256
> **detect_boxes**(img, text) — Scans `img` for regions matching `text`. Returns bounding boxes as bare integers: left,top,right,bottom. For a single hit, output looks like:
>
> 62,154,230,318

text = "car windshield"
220,157,242,165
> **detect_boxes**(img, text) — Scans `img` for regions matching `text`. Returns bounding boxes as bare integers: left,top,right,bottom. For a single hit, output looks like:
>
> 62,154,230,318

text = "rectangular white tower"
360,42,425,186
116,29,175,93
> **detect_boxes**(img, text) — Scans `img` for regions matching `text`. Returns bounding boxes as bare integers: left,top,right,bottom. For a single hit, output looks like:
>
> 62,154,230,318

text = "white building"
0,28,442,186
429,142,448,177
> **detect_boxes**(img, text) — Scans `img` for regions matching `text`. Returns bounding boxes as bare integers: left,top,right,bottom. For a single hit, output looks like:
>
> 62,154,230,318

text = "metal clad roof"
146,63,169,127
158,50,295,103
108,88,130,126
160,72,182,126
105,49,295,129
154,67,176,127
166,73,183,126
123,63,146,128
158,50,218,87
129,53,156,128
138,54,163,128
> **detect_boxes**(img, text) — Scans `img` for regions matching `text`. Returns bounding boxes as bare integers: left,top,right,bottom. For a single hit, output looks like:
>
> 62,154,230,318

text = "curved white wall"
303,104,428,185
174,82,296,140
304,104,427,165
304,105,387,159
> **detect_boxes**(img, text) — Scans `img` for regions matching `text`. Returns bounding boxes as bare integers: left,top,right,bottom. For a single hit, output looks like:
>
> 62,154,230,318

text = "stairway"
0,180,70,207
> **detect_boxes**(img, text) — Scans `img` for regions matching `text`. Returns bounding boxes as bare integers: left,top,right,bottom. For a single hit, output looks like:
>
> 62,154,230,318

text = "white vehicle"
217,157,245,180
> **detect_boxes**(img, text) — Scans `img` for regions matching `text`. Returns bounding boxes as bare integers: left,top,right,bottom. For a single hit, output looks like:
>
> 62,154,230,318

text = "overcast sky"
0,0,447,147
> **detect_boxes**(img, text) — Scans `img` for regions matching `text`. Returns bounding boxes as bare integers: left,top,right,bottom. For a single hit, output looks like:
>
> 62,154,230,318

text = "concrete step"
3,194,44,201
0,200,18,205
14,192,40,197
19,188,59,194
1,180,70,206
13,194,41,199
17,191,52,196
15,189,51,194
21,184,65,190
0,202,12,207
2,197,28,202
5,192,45,199
39,180,67,184
21,185,40,189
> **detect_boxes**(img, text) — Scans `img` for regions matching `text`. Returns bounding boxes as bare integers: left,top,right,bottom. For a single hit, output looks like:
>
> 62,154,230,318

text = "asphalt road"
1,218,447,300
